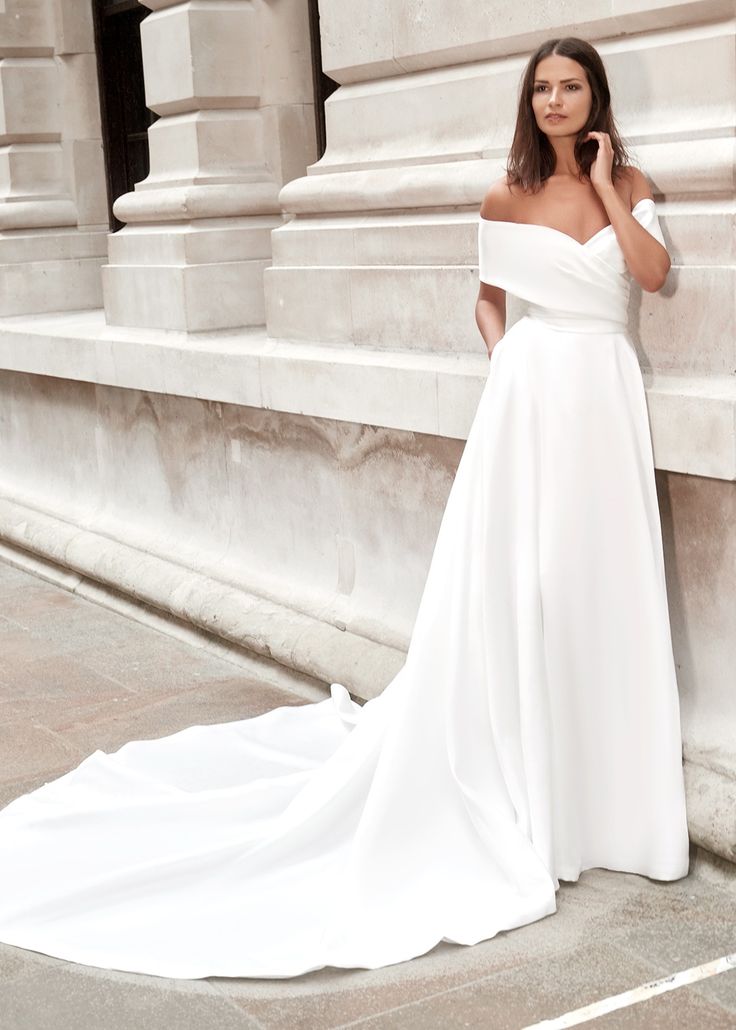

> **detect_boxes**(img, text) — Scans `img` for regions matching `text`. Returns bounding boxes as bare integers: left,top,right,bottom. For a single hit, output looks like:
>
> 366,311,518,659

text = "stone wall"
0,0,107,314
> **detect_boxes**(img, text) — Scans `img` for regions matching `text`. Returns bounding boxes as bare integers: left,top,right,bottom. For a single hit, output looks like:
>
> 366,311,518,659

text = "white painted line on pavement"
522,951,736,1029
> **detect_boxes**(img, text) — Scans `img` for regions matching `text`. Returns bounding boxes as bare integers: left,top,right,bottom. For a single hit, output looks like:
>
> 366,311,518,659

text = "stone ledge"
0,494,405,703
281,145,736,210
0,308,733,479
683,741,736,869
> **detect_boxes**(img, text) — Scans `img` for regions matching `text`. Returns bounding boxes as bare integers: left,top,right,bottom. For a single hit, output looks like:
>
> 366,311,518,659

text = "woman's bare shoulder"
618,165,655,207
479,175,520,221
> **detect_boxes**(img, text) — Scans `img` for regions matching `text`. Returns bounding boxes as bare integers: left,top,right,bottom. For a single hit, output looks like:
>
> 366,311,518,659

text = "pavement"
0,552,734,1030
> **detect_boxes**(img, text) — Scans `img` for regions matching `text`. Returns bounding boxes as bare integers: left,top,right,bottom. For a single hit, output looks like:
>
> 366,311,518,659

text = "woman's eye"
534,84,580,91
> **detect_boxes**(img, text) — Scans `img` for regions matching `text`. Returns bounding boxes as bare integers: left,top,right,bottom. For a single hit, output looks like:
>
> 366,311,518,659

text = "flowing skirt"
0,314,690,979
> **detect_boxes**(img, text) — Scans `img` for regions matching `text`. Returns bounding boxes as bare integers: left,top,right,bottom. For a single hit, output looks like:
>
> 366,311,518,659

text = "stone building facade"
0,1,733,869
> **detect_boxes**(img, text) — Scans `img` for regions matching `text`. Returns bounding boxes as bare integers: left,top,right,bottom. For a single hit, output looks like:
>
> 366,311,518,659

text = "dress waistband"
525,304,627,334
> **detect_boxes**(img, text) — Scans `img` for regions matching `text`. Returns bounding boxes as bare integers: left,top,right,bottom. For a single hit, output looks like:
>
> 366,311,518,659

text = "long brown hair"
505,37,633,194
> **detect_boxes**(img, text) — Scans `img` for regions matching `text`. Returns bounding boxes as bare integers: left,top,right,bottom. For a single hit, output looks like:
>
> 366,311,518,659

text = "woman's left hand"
583,130,614,194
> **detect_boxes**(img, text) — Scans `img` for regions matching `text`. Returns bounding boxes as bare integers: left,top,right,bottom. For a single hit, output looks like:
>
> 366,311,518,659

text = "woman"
0,37,689,980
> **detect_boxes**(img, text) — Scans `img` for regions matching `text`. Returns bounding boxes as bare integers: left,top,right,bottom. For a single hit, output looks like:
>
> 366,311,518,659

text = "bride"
0,36,689,980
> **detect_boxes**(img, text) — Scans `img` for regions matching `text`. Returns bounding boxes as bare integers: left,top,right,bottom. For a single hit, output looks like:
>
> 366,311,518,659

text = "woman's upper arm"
479,174,514,222
624,166,655,208
477,280,506,305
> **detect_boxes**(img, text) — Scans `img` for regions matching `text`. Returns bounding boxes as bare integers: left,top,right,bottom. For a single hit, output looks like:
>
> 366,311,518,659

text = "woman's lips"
546,114,566,121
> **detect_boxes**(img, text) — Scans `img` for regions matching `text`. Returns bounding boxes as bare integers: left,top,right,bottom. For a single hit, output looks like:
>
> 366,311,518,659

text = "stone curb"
0,494,405,702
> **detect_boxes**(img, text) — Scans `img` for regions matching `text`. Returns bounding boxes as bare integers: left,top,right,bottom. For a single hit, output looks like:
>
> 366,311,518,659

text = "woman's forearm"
475,300,507,359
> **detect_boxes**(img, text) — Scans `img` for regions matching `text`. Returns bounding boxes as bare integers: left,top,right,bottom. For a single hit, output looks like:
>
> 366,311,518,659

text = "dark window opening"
307,0,339,160
92,0,158,231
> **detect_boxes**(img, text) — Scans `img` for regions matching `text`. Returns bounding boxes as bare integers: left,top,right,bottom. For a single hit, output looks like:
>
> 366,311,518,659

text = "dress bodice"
477,198,668,332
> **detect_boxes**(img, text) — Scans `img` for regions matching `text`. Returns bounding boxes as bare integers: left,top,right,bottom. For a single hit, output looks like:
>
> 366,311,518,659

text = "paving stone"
0,619,40,665
0,959,262,1030
68,631,276,694
323,940,730,1030
3,585,128,633
612,907,736,1016
589,980,736,1029
0,561,36,586
0,582,81,625
0,943,35,985
600,868,736,928
695,965,736,1016
53,677,306,758
0,721,84,782
0,654,135,731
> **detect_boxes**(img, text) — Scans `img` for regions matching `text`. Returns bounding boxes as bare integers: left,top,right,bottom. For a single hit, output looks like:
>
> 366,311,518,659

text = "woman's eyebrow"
534,77,584,84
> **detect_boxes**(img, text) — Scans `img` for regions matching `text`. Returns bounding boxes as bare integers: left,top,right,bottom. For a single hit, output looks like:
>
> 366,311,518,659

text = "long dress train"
0,197,690,979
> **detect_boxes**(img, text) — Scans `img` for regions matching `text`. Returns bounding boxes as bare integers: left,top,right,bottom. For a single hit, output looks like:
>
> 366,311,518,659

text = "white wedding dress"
0,197,690,980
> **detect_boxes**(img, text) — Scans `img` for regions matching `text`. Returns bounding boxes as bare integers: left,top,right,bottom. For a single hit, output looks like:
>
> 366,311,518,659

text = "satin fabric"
0,198,689,979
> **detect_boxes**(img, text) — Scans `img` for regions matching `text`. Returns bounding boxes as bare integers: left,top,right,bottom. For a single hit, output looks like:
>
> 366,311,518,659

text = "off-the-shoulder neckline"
478,197,654,249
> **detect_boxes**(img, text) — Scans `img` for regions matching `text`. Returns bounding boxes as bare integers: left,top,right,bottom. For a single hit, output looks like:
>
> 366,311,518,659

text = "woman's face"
530,54,592,138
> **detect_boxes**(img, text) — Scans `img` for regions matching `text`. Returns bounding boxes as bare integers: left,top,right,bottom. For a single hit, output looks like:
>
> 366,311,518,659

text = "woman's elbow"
641,256,671,293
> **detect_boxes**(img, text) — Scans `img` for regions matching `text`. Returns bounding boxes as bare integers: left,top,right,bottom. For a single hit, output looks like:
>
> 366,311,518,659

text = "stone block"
142,110,265,189
107,217,277,266
0,141,65,198
66,138,108,230
102,259,268,331
0,0,54,53
613,25,735,137
264,264,353,344
266,262,485,354
0,254,103,315
52,0,96,55
637,266,735,376
315,0,400,83
0,57,59,141
141,1,260,116
258,0,316,105
57,51,102,141
261,103,318,186
0,227,106,262
319,62,515,172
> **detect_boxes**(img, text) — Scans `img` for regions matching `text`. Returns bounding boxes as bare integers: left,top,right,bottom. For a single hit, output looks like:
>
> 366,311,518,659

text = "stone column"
103,0,316,332
0,0,107,316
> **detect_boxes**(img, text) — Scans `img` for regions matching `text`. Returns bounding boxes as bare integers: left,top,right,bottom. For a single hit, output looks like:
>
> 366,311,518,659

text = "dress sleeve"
478,218,503,287
633,198,668,251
